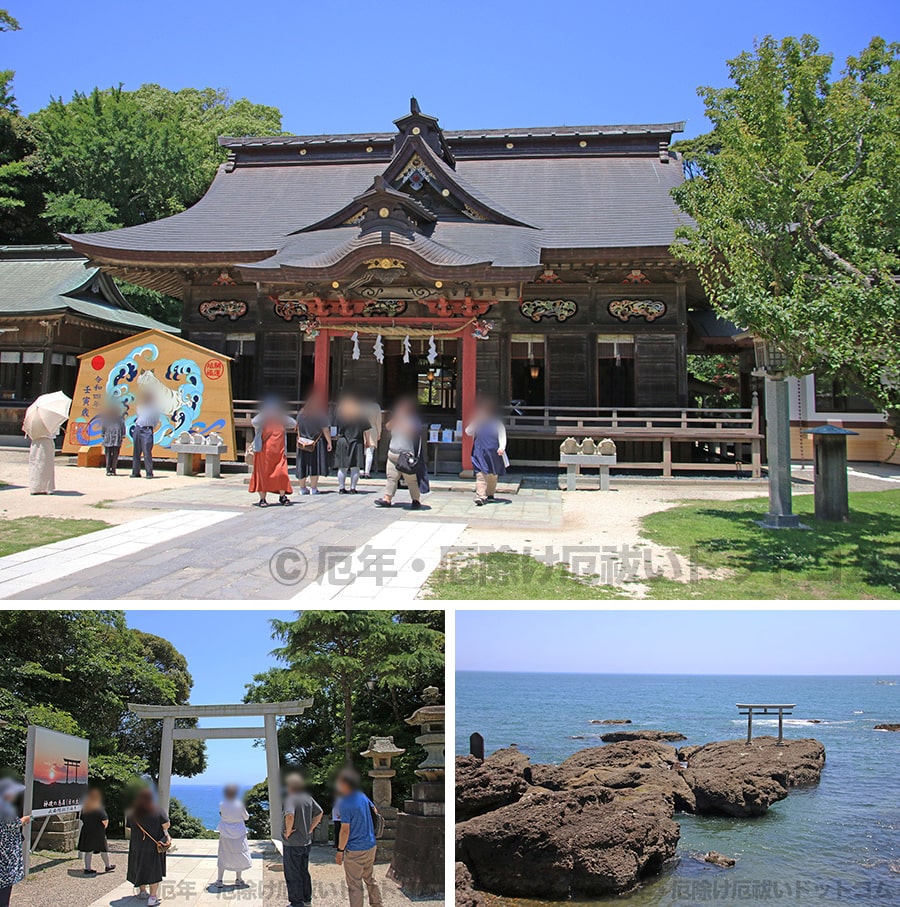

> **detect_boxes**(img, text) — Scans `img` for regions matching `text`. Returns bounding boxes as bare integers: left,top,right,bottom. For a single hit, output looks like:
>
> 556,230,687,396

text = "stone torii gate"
129,699,313,838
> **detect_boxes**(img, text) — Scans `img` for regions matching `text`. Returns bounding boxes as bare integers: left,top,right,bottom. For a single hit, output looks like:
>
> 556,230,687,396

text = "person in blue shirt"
333,768,382,907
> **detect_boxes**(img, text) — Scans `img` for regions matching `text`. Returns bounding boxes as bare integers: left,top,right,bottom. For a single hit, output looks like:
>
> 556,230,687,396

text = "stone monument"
388,686,444,896
361,735,405,863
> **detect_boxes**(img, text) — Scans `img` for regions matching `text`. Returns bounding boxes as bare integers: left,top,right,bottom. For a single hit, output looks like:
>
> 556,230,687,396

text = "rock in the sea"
455,862,484,907
589,719,632,725
528,740,695,813
600,730,687,743
455,754,527,821
678,737,825,817
874,724,900,731
701,851,736,868
456,786,679,898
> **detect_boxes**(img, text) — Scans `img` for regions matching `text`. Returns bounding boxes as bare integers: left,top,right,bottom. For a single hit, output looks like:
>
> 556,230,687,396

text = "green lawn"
425,551,623,599
0,516,110,557
424,490,900,600
639,489,900,599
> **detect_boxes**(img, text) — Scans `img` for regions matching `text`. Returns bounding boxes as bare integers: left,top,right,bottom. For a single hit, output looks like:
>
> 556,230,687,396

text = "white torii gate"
129,699,313,839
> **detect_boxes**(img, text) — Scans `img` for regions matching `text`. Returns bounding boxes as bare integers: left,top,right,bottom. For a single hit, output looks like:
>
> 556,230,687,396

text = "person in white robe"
216,785,252,889
26,433,56,495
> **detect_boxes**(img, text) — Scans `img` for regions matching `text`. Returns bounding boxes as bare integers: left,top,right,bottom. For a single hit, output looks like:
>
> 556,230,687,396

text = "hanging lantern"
528,339,540,379
351,331,360,361
373,334,384,364
426,368,436,383
530,363,541,380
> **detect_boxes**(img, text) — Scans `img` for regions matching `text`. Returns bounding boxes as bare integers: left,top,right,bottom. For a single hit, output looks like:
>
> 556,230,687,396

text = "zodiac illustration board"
62,330,236,459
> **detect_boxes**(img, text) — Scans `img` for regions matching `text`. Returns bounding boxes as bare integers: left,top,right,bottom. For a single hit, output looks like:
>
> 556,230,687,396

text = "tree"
30,83,282,235
672,36,900,434
0,611,207,830
0,9,19,31
243,610,444,832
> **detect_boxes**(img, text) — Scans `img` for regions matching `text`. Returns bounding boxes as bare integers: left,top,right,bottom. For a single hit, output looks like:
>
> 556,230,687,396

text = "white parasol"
23,391,72,440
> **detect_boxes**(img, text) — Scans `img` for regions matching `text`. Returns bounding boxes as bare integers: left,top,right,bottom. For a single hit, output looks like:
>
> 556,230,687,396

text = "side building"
0,245,177,436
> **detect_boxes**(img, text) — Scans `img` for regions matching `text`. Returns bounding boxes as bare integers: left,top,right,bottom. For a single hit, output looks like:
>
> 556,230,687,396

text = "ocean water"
457,672,900,905
170,784,251,831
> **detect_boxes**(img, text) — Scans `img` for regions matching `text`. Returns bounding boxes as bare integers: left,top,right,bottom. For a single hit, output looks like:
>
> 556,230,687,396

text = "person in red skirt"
250,398,296,507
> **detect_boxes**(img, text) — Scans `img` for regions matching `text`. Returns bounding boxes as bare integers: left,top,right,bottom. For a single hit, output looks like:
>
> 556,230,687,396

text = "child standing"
78,788,115,875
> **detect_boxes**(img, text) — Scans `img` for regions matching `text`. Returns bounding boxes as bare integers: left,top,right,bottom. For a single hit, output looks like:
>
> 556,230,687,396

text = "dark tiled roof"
0,246,178,332
64,113,688,272
218,122,686,148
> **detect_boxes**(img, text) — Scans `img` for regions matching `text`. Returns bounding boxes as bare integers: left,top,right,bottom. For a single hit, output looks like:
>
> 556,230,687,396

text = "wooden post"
158,716,175,814
778,708,784,745
313,329,330,402
746,707,753,743
662,437,672,477
461,328,476,472
264,712,282,842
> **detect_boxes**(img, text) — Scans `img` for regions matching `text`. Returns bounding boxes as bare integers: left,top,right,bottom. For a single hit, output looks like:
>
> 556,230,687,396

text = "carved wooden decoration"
520,299,578,322
607,299,667,322
199,300,248,321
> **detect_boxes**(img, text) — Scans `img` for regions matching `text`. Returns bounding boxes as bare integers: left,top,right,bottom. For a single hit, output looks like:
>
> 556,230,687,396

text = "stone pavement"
88,838,267,907
0,474,561,600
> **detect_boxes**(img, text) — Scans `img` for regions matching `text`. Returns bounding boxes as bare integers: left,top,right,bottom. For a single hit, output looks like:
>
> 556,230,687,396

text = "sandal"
256,500,269,508
279,495,292,506
374,499,392,508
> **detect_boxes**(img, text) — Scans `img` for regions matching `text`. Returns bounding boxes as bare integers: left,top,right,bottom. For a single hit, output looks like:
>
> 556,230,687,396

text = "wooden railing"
231,398,763,477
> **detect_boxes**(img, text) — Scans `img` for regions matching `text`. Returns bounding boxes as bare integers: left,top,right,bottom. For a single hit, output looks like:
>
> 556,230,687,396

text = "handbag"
297,436,316,451
397,450,419,473
134,818,172,854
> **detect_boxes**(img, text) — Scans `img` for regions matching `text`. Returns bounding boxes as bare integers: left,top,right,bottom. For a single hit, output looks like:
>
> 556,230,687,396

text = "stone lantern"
388,687,445,896
360,736,405,809
361,736,405,863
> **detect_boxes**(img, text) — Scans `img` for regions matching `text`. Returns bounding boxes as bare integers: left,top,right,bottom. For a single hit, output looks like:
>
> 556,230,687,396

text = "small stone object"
177,432,192,444
598,438,617,456
207,432,223,445
560,437,579,455
579,438,596,455
191,433,206,445
702,851,736,868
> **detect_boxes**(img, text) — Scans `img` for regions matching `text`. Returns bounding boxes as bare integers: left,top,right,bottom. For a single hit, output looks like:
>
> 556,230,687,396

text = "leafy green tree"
0,9,19,31
30,83,281,235
672,36,900,433
0,611,207,831
243,611,444,832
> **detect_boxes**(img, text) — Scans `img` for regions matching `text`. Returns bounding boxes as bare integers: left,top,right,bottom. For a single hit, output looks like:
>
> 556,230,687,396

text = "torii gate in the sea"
128,699,313,838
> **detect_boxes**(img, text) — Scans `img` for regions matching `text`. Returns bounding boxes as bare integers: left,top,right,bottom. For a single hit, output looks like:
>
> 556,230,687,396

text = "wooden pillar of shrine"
314,329,330,401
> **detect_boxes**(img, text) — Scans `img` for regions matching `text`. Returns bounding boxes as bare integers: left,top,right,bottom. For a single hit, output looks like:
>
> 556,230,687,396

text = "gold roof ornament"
364,257,407,270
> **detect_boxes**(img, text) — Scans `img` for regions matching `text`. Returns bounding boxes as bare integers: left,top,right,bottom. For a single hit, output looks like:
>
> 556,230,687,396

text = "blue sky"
125,609,293,785
6,1,899,139
456,611,900,675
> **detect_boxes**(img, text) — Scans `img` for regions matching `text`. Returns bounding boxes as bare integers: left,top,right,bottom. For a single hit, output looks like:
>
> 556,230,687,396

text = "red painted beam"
313,329,330,400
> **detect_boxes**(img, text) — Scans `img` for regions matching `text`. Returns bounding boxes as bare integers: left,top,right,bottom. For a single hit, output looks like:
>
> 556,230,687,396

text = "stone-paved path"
0,475,561,600
87,838,266,907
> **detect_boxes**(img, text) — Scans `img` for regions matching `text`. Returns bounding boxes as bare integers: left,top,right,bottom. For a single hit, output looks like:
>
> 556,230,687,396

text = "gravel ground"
263,844,443,907
12,840,129,907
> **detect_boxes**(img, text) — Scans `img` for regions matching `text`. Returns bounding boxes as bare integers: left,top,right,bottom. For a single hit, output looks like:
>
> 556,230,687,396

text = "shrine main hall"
63,100,763,472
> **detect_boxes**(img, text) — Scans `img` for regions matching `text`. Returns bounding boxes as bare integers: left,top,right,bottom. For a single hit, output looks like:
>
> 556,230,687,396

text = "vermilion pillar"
461,327,477,473
313,329,330,401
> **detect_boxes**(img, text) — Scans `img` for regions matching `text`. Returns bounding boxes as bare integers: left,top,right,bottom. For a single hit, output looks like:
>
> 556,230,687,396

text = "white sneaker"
147,897,160,906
